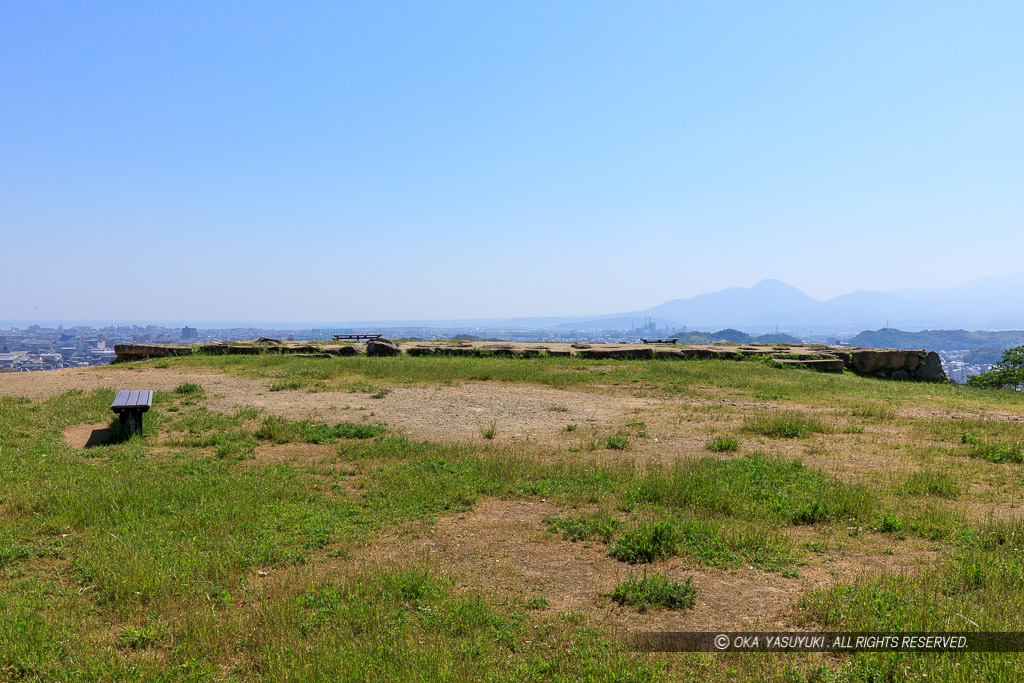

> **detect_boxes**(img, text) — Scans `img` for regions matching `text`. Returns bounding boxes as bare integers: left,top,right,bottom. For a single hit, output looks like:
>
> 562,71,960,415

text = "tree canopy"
967,345,1024,390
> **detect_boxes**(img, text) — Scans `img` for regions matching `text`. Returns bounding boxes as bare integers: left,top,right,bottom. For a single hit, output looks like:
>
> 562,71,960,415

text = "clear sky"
3,1,1022,324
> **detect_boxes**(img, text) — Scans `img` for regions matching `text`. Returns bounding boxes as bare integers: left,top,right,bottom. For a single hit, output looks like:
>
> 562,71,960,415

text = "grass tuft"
611,572,697,611
174,382,204,396
544,512,621,543
742,412,831,439
706,436,739,453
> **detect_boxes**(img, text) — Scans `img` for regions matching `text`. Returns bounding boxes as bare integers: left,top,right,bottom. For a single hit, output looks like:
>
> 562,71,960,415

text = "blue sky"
2,1,1022,324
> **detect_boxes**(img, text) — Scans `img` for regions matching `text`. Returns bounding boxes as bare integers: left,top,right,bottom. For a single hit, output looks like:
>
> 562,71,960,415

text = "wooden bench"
640,338,679,345
332,334,383,341
111,390,153,437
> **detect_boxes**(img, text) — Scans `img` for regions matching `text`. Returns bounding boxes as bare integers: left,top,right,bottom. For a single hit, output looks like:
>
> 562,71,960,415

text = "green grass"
10,354,1024,680
611,572,697,611
253,416,386,444
901,470,962,499
269,379,306,391
850,402,897,421
147,352,1024,413
741,412,832,438
961,435,1023,464
0,389,676,680
544,511,622,543
174,382,204,395
622,453,873,525
607,517,792,569
523,596,549,610
706,436,740,452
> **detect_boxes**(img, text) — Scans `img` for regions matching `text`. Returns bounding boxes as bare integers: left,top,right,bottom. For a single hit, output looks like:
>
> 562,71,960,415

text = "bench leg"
123,410,143,437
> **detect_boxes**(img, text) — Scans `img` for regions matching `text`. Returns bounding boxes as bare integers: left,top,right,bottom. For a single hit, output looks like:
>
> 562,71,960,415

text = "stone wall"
113,341,948,382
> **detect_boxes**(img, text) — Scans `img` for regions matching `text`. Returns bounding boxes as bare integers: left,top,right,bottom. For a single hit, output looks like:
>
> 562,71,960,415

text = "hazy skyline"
3,2,1023,323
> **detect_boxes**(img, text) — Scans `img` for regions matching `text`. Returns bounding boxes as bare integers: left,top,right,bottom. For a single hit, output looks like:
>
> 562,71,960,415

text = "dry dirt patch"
62,422,112,449
4,366,661,447
355,500,820,632
350,499,941,633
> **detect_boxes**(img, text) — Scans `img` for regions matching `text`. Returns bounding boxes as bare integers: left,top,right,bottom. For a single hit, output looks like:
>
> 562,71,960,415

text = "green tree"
967,345,1024,389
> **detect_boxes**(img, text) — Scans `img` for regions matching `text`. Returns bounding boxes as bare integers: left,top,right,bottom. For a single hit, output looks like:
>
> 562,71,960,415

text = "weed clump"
610,521,677,563
544,512,621,543
174,383,204,396
269,380,306,392
255,416,385,444
523,596,549,610
742,412,831,439
611,572,696,611
706,436,739,453
961,434,1023,464
902,471,961,499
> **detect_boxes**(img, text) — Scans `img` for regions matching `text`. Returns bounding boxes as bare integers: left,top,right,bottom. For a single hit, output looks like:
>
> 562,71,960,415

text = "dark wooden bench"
111,390,153,437
332,334,383,341
640,338,679,345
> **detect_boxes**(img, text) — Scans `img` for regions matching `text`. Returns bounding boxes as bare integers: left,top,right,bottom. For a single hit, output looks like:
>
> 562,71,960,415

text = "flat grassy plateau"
2,354,1024,681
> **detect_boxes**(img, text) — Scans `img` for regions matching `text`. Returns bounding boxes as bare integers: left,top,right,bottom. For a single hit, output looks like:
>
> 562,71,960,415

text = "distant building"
181,326,198,340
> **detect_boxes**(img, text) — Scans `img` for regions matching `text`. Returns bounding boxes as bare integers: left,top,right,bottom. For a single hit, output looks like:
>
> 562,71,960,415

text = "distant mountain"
327,272,1024,334
849,328,1024,351
644,279,820,329
552,273,1024,332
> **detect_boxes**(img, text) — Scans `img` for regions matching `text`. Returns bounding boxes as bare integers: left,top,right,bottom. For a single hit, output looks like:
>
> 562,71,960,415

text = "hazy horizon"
4,272,1024,331
4,2,1022,322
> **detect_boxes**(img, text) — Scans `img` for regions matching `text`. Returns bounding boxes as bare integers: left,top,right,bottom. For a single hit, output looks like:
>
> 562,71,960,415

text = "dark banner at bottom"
634,632,1024,653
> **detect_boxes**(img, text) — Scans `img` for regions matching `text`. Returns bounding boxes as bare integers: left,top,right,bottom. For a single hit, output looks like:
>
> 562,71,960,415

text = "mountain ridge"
551,272,1024,332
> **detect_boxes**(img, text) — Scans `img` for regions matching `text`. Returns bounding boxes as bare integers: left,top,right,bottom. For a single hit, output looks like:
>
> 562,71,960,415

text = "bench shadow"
83,427,113,448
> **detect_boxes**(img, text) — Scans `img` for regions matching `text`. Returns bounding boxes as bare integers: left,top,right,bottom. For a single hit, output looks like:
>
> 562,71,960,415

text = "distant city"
0,322,997,383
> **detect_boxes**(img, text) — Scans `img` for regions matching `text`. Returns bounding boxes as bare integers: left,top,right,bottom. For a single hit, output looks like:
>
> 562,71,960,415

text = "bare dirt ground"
350,499,937,633
7,366,652,445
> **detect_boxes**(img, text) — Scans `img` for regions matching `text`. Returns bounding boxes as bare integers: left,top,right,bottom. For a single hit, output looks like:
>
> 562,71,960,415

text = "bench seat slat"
110,390,153,412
